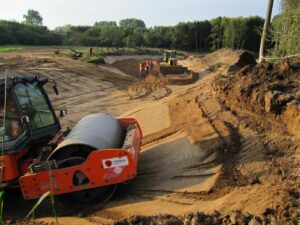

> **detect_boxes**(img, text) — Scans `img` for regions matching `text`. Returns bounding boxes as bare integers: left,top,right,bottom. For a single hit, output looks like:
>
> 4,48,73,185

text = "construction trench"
0,49,299,225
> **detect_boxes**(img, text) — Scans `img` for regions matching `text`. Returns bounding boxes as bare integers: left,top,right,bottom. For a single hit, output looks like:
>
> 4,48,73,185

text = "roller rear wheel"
53,153,117,204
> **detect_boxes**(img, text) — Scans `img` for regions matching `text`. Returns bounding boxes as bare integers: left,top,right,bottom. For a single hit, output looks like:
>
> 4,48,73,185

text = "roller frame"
18,118,142,200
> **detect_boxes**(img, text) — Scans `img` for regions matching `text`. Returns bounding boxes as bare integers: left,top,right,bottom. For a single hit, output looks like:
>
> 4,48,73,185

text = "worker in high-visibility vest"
145,59,150,75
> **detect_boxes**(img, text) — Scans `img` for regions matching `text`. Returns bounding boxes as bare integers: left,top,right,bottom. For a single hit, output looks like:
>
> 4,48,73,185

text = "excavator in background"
159,50,188,75
0,75,142,203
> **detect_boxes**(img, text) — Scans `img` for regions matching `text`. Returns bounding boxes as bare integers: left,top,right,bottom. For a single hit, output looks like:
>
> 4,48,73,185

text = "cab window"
0,87,24,142
13,82,55,129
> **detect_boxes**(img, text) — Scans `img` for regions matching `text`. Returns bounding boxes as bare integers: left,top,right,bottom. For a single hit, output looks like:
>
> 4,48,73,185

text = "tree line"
0,15,264,53
0,20,62,45
0,5,299,56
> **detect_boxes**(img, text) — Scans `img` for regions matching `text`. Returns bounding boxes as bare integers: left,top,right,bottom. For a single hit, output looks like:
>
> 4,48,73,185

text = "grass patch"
0,46,24,52
86,55,105,64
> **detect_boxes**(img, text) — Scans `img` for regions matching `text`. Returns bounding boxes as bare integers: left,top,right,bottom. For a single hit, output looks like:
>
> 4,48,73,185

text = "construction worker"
10,120,22,139
0,95,23,141
145,59,150,75
139,63,143,78
141,63,146,78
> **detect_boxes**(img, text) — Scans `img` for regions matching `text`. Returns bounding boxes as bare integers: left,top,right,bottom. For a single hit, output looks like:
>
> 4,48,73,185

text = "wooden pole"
259,0,274,63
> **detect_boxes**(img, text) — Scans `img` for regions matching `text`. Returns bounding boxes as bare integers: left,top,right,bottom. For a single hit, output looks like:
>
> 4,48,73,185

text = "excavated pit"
0,49,299,225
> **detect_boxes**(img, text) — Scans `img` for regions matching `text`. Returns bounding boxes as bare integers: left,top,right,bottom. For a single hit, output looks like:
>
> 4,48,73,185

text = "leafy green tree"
82,27,101,46
94,21,117,27
146,26,173,48
119,18,146,29
54,25,72,34
23,9,43,26
100,26,123,47
173,23,192,50
0,20,62,45
194,21,212,51
243,17,264,52
271,0,300,55
209,17,263,53
223,17,247,49
209,17,224,51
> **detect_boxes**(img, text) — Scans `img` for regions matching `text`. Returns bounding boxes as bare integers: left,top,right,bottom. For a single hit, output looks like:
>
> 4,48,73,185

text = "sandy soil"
0,49,299,225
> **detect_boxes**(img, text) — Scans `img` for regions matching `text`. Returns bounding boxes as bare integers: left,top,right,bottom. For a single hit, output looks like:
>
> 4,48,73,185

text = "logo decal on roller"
102,156,129,169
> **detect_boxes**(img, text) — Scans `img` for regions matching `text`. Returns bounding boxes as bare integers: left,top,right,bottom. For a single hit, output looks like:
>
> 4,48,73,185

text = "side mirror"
21,116,30,124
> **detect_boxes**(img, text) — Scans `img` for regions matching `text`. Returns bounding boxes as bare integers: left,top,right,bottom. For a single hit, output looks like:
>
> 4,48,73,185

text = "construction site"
0,47,298,225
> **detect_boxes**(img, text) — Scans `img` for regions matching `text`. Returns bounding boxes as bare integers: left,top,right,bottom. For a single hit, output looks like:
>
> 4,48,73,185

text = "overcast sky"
1,0,281,29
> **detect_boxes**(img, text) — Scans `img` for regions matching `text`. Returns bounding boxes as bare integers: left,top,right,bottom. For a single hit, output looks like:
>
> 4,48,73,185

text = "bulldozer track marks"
127,76,172,100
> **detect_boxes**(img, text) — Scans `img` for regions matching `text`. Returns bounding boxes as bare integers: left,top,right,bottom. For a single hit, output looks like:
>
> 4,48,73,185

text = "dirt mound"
203,48,256,68
179,48,256,74
113,59,144,77
178,56,209,73
214,59,300,137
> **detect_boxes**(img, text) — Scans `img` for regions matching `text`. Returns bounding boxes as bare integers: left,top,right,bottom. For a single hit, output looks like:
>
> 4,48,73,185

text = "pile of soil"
213,59,300,137
203,48,256,69
180,48,256,73
212,58,300,225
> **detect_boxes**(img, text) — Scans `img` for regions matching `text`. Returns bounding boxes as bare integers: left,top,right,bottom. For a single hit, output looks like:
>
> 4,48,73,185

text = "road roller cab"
0,76,60,155
0,76,60,185
0,75,142,203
